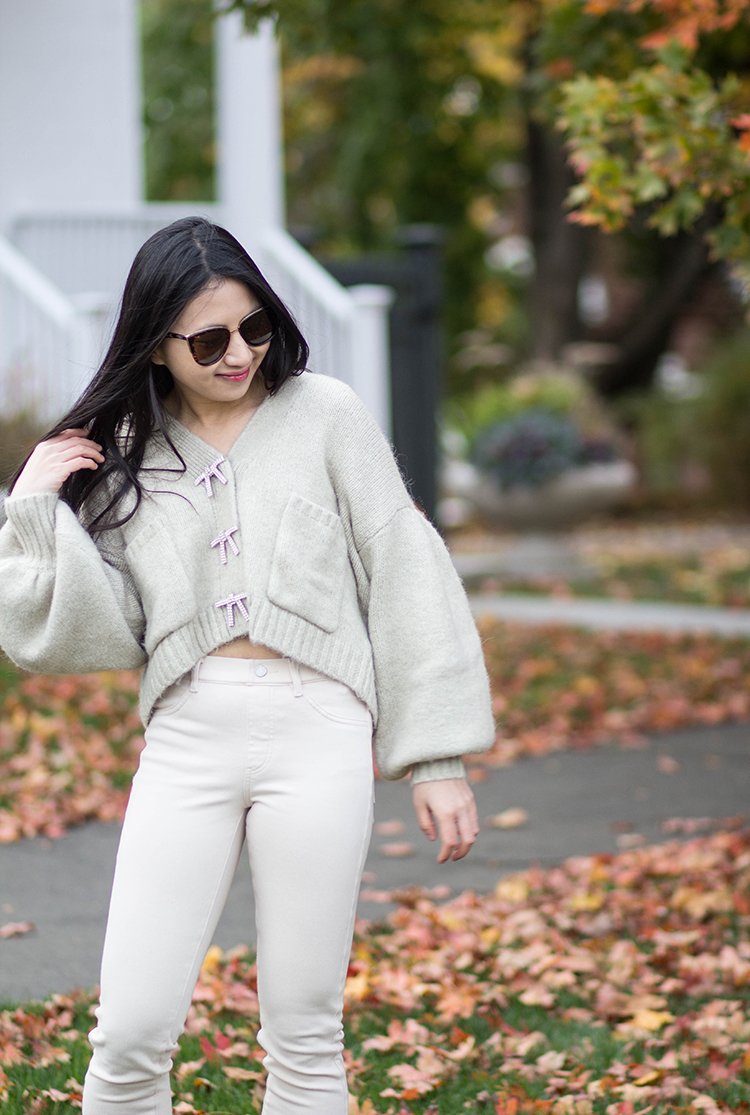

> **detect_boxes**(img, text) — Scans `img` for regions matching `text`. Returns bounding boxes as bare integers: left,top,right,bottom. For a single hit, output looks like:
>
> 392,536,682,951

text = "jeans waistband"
190,655,325,691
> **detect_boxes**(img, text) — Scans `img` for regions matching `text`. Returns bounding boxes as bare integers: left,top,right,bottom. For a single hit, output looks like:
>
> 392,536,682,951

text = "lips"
217,368,251,382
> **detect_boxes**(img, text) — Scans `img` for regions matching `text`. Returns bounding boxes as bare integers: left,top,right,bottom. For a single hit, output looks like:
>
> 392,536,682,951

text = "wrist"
11,475,60,498
410,757,466,784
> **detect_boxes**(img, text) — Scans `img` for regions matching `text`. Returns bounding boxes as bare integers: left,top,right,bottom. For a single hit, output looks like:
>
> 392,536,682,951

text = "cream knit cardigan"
0,372,494,782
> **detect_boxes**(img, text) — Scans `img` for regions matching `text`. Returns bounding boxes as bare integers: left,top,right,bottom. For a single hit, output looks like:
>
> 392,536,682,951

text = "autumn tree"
141,0,216,201
552,0,750,392
225,0,750,395
148,1,750,396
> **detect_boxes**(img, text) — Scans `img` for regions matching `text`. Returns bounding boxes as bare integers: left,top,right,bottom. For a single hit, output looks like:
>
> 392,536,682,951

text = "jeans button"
255,664,268,678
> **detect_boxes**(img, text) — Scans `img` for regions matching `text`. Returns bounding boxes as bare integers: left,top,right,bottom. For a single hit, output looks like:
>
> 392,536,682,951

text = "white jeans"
82,656,375,1115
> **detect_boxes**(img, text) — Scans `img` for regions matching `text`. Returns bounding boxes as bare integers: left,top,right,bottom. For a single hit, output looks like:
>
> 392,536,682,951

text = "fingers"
59,440,104,464
413,795,437,843
48,435,105,478
412,780,480,863
11,432,105,497
436,800,478,863
54,430,104,457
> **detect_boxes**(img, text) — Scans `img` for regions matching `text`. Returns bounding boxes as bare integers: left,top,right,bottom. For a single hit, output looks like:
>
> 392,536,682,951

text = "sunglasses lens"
190,328,230,366
239,308,274,346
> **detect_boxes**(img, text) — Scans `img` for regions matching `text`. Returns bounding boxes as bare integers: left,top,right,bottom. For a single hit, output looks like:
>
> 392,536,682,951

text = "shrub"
447,367,588,442
0,411,44,489
447,365,625,489
623,330,750,511
472,407,617,489
693,329,750,508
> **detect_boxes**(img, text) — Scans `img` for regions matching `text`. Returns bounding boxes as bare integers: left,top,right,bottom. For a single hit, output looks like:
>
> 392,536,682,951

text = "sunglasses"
166,306,275,366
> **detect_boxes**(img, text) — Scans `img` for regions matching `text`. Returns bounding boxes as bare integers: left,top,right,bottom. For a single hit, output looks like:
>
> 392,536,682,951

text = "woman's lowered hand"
412,777,479,863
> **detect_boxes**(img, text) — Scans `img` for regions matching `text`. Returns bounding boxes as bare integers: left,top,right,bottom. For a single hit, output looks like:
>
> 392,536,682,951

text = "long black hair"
11,216,309,532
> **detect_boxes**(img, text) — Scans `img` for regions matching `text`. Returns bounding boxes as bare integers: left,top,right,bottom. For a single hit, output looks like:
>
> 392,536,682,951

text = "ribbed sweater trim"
140,598,377,726
411,758,467,784
4,492,59,561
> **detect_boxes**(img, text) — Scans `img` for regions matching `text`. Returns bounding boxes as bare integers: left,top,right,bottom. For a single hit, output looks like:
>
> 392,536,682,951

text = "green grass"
3,828,750,1113
463,549,750,609
3,992,749,1113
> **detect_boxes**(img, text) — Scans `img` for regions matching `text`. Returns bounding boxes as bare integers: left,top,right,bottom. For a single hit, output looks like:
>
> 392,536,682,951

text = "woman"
0,216,494,1114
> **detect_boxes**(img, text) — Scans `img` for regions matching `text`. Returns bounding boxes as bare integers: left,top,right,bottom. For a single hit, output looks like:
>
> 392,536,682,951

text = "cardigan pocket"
124,519,197,650
267,493,347,633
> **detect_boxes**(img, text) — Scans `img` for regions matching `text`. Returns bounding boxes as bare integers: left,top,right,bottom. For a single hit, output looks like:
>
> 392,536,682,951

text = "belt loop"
287,657,303,697
190,658,203,693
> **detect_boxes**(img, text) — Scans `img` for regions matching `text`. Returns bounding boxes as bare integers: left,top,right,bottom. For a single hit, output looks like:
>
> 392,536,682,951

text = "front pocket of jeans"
303,680,372,726
267,493,348,632
151,675,192,716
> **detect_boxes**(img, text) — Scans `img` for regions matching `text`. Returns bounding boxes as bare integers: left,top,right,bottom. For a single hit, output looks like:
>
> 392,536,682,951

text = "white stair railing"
258,226,393,433
11,205,220,304
0,236,100,422
4,214,394,434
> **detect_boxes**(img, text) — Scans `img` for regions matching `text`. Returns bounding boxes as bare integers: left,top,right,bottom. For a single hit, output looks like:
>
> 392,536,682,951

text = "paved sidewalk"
468,592,750,635
2,529,748,1004
452,536,750,636
1,719,748,1003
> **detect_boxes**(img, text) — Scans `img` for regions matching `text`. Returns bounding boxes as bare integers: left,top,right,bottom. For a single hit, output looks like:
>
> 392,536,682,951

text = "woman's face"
153,278,272,416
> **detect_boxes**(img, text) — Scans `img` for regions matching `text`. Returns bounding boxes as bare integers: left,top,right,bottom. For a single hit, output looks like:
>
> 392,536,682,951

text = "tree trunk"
525,114,591,361
523,103,726,396
592,229,715,397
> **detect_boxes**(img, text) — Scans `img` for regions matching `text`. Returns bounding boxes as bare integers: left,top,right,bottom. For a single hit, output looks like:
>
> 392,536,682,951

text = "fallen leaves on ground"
0,666,142,842
488,808,529,829
475,619,750,767
452,519,750,608
2,828,750,1112
0,922,34,939
3,615,750,841
573,523,750,609
378,843,417,858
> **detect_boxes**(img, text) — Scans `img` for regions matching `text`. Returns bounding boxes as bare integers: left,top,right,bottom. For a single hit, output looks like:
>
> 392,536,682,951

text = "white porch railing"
258,226,392,431
11,204,221,305
0,235,100,422
5,210,393,434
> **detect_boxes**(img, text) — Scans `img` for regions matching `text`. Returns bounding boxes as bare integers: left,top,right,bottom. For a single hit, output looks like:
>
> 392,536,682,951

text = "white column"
0,0,142,231
216,13,284,252
348,285,394,434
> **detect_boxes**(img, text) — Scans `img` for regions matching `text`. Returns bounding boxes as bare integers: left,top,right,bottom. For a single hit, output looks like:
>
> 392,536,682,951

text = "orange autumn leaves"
3,618,750,840
473,620,750,767
583,0,750,52
318,829,750,1111
0,668,143,842
583,0,748,52
3,828,750,1111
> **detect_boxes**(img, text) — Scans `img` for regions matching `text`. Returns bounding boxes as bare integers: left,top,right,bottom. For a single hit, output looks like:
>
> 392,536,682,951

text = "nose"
224,328,253,366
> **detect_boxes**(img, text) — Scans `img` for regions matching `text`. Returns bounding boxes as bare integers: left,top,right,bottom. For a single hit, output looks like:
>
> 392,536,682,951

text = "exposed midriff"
209,636,283,659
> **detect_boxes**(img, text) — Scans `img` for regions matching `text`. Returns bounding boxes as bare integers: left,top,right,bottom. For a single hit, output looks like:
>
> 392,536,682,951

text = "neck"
167,379,268,434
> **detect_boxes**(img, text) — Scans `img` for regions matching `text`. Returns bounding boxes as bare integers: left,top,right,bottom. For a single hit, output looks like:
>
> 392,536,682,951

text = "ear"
151,345,167,366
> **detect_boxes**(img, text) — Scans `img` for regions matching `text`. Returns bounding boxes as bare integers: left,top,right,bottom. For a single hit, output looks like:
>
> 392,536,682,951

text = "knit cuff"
410,757,466,784
3,492,59,561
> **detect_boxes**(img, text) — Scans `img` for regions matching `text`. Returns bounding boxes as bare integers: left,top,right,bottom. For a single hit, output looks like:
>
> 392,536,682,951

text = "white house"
0,0,391,426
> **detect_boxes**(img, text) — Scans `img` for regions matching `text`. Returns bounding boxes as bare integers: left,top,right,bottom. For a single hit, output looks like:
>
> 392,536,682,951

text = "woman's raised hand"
412,777,480,863
11,429,105,498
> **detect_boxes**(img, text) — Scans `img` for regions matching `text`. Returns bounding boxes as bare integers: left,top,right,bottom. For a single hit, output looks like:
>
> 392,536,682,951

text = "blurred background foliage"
625,329,750,512
141,0,750,511
141,0,216,200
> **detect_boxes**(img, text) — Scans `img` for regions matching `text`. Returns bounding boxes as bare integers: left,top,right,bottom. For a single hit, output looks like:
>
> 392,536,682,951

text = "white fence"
258,226,392,430
3,210,392,432
11,205,221,302
0,236,99,421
